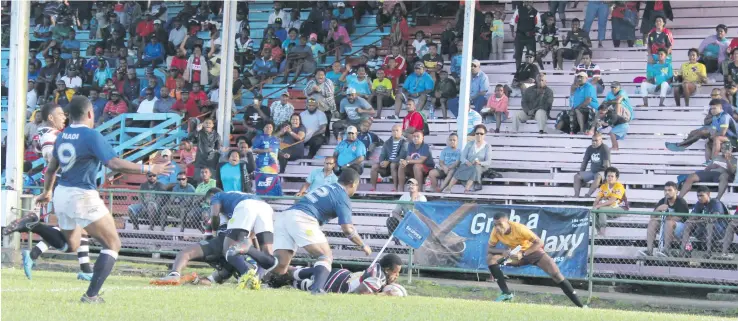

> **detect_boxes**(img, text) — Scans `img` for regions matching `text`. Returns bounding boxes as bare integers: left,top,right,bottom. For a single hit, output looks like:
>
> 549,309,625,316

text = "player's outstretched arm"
36,157,61,207
106,158,174,176
341,223,372,255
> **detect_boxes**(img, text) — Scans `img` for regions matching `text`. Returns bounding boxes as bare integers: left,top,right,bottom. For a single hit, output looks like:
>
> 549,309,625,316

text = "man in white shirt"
137,88,159,114
387,178,427,245
27,79,38,110
168,19,186,54
299,97,328,158
60,68,83,90
267,2,290,26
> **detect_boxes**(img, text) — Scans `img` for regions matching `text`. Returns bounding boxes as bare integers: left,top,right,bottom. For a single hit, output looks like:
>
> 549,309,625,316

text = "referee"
486,212,585,307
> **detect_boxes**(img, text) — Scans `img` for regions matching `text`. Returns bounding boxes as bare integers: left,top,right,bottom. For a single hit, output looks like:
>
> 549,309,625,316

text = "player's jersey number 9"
57,142,77,173
305,186,330,203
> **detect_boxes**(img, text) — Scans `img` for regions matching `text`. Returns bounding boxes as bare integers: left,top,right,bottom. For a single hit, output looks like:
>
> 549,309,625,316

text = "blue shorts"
610,123,629,140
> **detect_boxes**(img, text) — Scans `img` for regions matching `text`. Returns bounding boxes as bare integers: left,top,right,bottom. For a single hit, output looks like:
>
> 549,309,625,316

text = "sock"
29,224,67,249
86,249,118,298
310,263,331,293
226,254,251,276
488,264,510,294
30,242,48,260
557,279,584,307
293,267,315,281
77,238,93,273
245,247,276,270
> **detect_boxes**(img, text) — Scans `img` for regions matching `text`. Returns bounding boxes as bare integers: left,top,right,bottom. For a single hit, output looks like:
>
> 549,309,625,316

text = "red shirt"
383,67,404,89
190,91,208,105
172,98,200,119
654,0,663,11
104,100,129,114
165,77,178,90
192,56,202,82
136,20,155,37
403,111,424,133
391,17,410,41
383,55,407,72
729,38,738,54
170,56,187,71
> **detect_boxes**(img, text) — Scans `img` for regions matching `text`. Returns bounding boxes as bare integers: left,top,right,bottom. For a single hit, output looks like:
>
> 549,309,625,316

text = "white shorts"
227,199,274,234
273,209,328,252
52,186,108,230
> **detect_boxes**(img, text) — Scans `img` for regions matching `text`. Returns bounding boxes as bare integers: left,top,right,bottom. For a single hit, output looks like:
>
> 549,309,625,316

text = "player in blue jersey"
293,253,402,295
36,96,173,303
269,168,372,295
203,188,278,290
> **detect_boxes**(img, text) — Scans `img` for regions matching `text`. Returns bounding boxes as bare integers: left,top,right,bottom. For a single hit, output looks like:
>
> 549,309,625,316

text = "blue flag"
392,211,430,249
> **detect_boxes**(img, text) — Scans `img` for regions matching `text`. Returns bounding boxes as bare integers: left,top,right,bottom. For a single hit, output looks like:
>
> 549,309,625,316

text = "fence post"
587,209,596,305
407,248,414,284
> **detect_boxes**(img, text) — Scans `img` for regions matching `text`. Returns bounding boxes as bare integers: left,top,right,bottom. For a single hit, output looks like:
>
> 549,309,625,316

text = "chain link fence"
590,209,738,291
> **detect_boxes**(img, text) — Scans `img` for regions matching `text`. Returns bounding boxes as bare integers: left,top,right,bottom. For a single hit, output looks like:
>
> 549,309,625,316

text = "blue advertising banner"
392,211,431,249
411,202,590,279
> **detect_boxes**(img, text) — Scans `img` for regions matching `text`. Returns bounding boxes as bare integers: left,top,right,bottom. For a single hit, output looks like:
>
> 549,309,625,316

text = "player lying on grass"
486,212,585,307
264,168,372,295
292,253,403,294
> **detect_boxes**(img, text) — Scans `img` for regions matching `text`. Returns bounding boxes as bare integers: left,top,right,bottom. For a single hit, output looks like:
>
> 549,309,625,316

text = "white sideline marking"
1,285,215,293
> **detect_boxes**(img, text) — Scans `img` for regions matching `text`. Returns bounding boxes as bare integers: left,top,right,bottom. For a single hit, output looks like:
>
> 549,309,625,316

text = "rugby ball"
382,283,408,297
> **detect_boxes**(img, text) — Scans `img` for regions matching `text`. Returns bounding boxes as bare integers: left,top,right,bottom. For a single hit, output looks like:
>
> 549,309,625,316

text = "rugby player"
203,188,278,290
293,253,402,294
4,102,93,281
36,96,173,303
486,212,585,307
268,168,372,294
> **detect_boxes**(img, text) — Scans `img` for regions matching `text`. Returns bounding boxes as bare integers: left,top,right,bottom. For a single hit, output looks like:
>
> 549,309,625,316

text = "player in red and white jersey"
292,254,402,294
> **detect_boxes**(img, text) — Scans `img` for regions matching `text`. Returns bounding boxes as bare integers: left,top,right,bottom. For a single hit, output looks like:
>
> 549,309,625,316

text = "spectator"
52,79,75,109
573,132,611,197
269,93,295,128
170,49,188,72
639,48,673,107
370,124,407,192
276,114,306,174
384,45,408,74
666,97,736,154
591,167,626,235
468,59,490,113
60,29,80,60
430,70,457,120
569,72,599,134
241,96,270,142
444,124,493,193
165,172,198,232
155,149,180,187
272,18,288,42
129,172,165,231
514,75,552,134
343,65,372,100
536,13,559,69
137,88,158,114
555,18,591,69
678,144,735,201
300,98,328,159
88,88,107,121
268,2,290,26
60,67,82,91
640,181,689,257
679,186,728,258
387,177,427,239
252,121,281,174
389,6,410,52
135,13,156,49
236,28,255,67
582,1,610,48
308,33,326,63
727,82,738,109
362,46,384,78
430,133,461,193
463,104,483,136
598,81,633,150
287,10,302,31
392,63,434,119
65,49,86,79
489,11,505,61
611,1,639,48
304,69,336,134
326,61,345,94
172,90,200,121
422,43,443,81
371,68,395,118
596,104,629,151
725,48,738,86
675,48,708,107
327,18,352,61
401,99,425,138
140,76,161,99
716,211,738,260
510,2,542,68
646,16,674,64
513,51,540,95
179,138,198,178
333,125,366,175
295,157,338,197
357,119,383,157
698,24,730,74
479,84,508,133
575,51,604,94
188,118,222,182
333,2,355,34
399,130,434,191
137,36,165,67
252,47,279,82
193,167,217,224
640,1,673,46
168,19,186,54
122,68,141,103
333,89,375,138
383,55,404,92
450,42,463,79
217,150,253,193
154,87,176,113
280,34,316,85
184,45,209,86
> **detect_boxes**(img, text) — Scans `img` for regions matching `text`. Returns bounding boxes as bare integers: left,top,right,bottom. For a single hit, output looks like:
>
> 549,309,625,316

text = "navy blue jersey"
289,183,352,225
692,198,727,215
210,192,261,219
53,124,116,190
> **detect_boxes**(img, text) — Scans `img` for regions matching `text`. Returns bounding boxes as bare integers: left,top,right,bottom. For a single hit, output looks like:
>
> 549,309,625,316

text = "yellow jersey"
489,221,538,251
597,182,626,207
680,62,706,83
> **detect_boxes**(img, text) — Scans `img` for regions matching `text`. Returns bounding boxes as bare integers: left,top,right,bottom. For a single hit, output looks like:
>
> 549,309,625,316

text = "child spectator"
343,65,372,101
490,10,505,60
282,28,299,52
430,133,461,192
308,33,326,63
383,57,404,90
482,84,509,133
536,13,559,69
412,31,426,59
326,61,346,94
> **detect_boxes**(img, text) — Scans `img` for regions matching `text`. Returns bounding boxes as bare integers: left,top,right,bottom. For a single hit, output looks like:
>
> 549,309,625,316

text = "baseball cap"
471,59,481,67
576,71,589,78
309,33,318,40
610,81,621,88
307,97,317,103
346,88,357,95
346,126,358,134
274,17,283,25
161,149,172,157
337,2,346,7
281,92,290,98
525,51,535,57
111,90,121,96
406,178,419,185
154,19,162,24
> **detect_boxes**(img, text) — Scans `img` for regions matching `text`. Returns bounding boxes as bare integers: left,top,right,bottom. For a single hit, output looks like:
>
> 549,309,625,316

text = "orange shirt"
489,221,538,252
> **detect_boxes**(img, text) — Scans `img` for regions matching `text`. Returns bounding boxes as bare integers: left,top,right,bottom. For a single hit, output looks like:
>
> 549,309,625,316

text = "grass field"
1,269,732,321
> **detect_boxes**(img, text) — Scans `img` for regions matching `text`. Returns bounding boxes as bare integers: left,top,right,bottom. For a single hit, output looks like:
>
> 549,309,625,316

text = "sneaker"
494,293,514,302
77,272,93,281
21,249,34,280
237,269,261,290
150,271,189,286
386,115,399,120
80,294,105,304
664,142,686,152
3,213,40,235
702,160,713,166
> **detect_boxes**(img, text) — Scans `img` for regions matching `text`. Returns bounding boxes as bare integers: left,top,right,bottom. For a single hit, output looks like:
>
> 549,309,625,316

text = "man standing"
573,132,610,197
510,1,542,69
296,157,338,197
36,96,172,303
333,126,366,175
514,74,553,134
370,124,408,192
640,181,689,257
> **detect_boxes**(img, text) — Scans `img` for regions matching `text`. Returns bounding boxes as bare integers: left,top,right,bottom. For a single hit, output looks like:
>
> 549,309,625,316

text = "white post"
2,1,30,251
456,0,476,151
216,0,237,144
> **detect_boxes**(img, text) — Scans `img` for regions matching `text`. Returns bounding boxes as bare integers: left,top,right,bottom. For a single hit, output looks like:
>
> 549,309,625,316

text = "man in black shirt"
513,51,540,93
639,181,690,257
510,2,541,69
555,18,591,70
242,96,271,143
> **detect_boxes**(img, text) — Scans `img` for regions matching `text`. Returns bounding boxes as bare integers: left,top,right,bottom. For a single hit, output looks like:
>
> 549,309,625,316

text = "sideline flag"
392,211,430,249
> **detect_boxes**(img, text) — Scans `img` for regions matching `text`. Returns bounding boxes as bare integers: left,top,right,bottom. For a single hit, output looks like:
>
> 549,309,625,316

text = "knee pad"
255,232,273,247
227,228,249,243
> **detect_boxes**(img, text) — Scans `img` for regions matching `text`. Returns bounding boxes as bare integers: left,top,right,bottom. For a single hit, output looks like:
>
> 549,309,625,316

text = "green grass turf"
1,269,729,321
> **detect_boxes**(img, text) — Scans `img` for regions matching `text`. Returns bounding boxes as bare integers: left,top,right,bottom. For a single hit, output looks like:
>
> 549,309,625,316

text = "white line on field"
1,285,214,293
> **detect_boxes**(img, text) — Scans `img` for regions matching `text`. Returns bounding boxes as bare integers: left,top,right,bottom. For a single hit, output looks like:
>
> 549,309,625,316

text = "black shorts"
508,249,545,267
199,232,226,262
371,95,394,107
695,170,723,183
560,48,580,60
376,163,395,177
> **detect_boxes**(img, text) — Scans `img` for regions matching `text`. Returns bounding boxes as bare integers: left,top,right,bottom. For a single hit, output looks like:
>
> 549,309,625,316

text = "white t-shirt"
395,192,427,215
61,76,82,89
137,97,159,113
